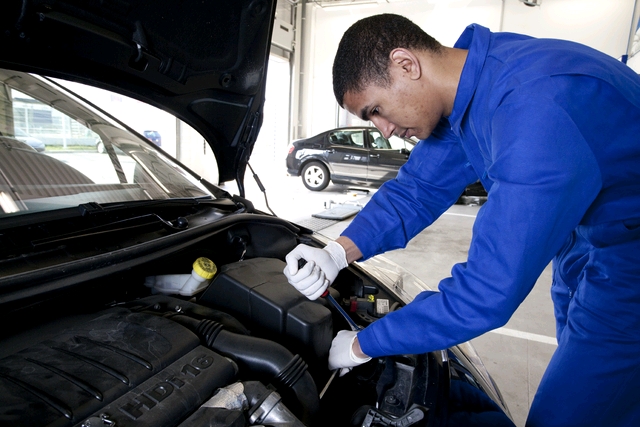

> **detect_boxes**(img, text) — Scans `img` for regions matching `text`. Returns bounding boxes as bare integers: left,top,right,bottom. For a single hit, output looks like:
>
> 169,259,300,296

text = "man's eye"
371,107,379,116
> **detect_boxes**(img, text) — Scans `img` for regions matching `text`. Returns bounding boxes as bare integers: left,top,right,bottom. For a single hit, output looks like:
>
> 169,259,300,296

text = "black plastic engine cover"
199,257,333,360
79,347,236,427
0,308,235,427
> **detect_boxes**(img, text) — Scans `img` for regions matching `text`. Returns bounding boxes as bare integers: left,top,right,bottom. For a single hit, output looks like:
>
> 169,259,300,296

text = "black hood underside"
0,0,276,184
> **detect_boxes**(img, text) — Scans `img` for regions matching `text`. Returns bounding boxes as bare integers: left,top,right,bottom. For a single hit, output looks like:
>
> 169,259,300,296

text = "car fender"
300,156,333,176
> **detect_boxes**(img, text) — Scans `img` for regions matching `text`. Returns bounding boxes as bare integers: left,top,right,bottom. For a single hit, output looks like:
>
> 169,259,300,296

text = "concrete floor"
224,171,559,427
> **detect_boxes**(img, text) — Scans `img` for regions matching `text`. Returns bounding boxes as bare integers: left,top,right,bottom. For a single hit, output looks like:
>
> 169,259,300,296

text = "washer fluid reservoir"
145,257,217,296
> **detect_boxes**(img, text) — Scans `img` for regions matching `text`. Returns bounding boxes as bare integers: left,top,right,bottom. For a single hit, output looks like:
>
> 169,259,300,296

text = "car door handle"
327,149,335,153
369,154,379,158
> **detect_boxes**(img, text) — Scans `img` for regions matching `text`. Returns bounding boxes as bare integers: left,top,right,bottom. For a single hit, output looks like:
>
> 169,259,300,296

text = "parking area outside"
224,168,557,427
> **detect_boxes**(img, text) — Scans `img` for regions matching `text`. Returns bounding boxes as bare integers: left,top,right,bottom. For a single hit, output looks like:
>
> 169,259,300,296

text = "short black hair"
332,14,442,107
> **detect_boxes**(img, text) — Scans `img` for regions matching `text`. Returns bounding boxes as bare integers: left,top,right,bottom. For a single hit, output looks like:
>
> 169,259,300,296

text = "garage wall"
252,55,292,174
298,0,637,139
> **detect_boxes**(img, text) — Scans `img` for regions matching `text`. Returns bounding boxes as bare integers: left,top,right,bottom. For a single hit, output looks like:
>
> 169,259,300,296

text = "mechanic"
284,13,640,427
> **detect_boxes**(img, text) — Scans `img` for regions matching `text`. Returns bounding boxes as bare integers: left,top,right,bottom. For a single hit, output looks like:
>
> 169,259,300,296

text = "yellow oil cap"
192,257,217,280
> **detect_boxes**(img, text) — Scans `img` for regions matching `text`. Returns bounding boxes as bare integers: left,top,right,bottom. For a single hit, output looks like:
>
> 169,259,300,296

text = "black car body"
0,1,509,426
286,126,415,191
286,127,488,205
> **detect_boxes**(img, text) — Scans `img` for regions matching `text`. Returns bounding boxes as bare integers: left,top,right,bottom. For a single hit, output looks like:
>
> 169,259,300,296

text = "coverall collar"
449,24,491,134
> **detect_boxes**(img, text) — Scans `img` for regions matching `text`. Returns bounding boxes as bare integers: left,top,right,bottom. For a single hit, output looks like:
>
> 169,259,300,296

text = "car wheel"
96,141,105,154
302,161,329,191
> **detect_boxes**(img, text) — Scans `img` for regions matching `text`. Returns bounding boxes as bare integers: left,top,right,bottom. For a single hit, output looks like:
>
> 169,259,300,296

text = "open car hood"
0,0,276,185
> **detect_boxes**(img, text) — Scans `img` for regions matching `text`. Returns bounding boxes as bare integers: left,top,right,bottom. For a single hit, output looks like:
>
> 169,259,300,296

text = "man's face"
342,68,444,140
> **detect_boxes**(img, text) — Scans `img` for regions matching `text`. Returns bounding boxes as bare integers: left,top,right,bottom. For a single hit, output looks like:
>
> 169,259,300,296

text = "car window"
328,130,365,148
0,72,211,217
369,130,414,151
389,135,414,151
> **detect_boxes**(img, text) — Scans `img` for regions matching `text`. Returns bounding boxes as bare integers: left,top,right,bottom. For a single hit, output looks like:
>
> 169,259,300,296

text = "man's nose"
371,116,394,139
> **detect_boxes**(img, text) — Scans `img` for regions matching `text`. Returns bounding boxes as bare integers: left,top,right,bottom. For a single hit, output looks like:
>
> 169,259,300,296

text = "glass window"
0,72,211,217
389,135,414,151
328,130,365,148
369,130,414,151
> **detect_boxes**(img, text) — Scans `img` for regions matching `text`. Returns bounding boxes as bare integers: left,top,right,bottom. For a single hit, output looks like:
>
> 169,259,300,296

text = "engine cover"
0,308,236,427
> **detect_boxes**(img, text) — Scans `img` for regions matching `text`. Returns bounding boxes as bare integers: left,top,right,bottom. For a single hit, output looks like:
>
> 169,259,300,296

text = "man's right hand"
284,241,348,300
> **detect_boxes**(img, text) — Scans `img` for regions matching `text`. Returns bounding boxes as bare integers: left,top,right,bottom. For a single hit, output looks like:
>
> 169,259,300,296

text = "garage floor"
224,172,558,427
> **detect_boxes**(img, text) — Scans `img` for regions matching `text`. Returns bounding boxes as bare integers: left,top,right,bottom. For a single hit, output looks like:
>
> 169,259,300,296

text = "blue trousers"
527,219,640,427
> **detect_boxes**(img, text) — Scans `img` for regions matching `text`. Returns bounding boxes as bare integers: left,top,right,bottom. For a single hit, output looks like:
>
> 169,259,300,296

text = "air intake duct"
171,315,320,424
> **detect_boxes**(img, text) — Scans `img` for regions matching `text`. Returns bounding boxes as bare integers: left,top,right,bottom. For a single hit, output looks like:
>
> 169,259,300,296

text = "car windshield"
0,70,212,218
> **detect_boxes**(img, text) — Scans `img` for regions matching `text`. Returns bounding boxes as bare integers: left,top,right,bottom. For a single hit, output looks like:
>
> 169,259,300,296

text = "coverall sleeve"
357,96,603,358
342,122,478,259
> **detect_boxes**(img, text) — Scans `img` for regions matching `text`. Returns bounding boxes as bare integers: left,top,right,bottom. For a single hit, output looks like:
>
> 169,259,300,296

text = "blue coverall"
343,24,640,426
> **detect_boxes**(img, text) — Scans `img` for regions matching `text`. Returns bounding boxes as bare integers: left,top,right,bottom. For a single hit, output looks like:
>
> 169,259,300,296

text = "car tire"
301,161,329,191
96,141,105,154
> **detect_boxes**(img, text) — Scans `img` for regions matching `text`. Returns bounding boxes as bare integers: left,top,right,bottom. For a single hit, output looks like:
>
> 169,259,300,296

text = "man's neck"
420,47,468,116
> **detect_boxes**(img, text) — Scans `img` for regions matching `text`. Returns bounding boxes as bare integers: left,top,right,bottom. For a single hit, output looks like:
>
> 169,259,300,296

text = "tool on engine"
318,289,363,400
296,258,361,331
323,291,361,332
297,257,363,399
319,370,337,399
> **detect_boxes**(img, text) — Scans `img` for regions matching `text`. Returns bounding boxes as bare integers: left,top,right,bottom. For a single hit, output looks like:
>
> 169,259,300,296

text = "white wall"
253,55,292,173
501,0,633,53
300,0,637,138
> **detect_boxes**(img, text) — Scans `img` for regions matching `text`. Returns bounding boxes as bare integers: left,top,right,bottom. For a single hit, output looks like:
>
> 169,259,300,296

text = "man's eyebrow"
360,105,371,121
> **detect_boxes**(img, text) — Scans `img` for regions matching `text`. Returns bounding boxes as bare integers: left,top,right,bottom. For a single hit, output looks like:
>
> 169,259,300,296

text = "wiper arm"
31,212,188,248
28,197,241,248
78,197,240,215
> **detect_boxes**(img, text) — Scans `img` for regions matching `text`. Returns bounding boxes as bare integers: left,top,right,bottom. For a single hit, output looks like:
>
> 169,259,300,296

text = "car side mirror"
400,148,410,155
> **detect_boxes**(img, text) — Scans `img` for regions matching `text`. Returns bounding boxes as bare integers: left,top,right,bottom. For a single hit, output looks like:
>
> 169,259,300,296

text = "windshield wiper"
30,197,242,247
77,197,240,216
30,212,189,248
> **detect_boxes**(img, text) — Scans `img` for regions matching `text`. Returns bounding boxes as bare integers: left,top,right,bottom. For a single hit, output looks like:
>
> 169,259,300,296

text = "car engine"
0,217,511,427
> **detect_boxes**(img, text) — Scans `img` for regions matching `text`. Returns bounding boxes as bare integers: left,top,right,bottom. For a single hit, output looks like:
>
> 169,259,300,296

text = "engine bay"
0,217,511,427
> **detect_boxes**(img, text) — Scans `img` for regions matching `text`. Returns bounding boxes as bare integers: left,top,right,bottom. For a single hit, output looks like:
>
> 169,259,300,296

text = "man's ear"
389,48,421,80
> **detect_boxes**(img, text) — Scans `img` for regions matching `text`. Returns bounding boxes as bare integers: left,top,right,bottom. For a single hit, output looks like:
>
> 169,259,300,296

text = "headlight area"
0,217,512,426
354,256,511,418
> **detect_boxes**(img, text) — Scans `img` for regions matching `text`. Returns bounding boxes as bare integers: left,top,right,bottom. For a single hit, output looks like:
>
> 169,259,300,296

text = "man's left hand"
328,330,372,376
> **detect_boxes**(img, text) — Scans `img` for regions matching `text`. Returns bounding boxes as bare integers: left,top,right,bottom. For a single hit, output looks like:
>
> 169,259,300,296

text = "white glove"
328,330,372,376
283,242,348,300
